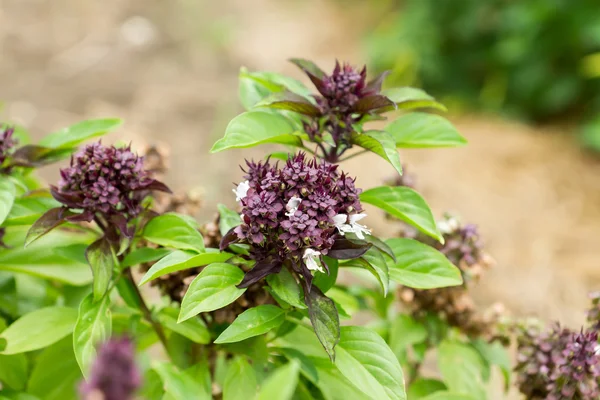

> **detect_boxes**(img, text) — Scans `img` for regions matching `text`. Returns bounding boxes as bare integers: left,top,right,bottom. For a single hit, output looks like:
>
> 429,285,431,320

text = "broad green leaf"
73,293,111,377
277,347,319,383
223,356,257,400
345,232,396,262
139,250,231,285
239,68,313,110
215,305,285,344
305,285,339,361
312,358,372,400
360,186,442,241
256,360,300,400
28,337,81,400
408,379,447,399
351,131,403,176
275,325,330,360
39,118,122,149
471,339,511,390
386,238,462,289
210,111,301,153
256,91,321,116
385,113,467,148
0,179,16,226
143,214,205,253
153,362,211,400
121,247,171,268
381,88,447,112
179,263,246,322
157,307,210,344
217,203,242,235
0,353,27,390
266,268,306,309
326,287,361,318
389,314,428,359
341,247,389,295
85,237,116,301
0,306,77,354
313,256,338,294
421,392,477,400
437,341,487,399
336,326,406,400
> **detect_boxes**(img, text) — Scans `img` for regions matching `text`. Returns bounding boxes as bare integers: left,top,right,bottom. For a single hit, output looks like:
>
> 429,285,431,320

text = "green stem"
338,149,369,162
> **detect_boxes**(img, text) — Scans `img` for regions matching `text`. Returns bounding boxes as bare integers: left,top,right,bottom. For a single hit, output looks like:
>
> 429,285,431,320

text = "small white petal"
333,214,348,226
233,180,250,202
348,213,367,224
285,196,302,217
303,248,324,273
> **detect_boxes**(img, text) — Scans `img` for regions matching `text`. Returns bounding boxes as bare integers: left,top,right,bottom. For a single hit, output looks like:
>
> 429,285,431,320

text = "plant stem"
338,149,369,162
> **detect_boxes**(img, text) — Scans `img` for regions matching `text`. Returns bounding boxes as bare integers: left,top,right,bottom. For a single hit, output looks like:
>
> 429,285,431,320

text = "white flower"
233,180,250,202
285,196,302,217
333,213,371,239
438,216,460,234
333,214,348,234
303,248,324,273
595,344,600,356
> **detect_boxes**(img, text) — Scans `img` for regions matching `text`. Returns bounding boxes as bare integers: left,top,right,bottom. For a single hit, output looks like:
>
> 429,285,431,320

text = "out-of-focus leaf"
39,118,122,149
73,293,112,377
215,305,285,344
385,113,466,148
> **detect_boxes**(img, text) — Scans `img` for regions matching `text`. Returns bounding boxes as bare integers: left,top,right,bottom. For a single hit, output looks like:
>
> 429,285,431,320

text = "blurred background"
1,0,600,388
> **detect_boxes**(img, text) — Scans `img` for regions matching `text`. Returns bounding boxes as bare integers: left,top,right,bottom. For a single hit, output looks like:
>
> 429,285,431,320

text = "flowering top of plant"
222,152,371,288
80,337,141,400
0,126,17,168
51,142,170,222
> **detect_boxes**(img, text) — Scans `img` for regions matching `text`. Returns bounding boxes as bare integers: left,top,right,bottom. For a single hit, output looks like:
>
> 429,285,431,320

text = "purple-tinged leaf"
289,58,326,79
364,71,390,96
64,211,94,223
25,207,77,247
49,186,83,209
141,179,172,193
220,227,240,251
303,284,340,361
327,236,372,260
85,236,116,301
352,95,396,114
8,145,72,167
238,258,282,289
256,92,322,117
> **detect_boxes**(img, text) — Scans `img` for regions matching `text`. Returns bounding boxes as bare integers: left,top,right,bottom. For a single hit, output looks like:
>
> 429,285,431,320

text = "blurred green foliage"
365,0,600,148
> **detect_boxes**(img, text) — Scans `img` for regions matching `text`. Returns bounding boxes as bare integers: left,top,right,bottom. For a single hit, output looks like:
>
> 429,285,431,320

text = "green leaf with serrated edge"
215,305,285,344
386,238,462,289
121,247,171,268
256,91,321,116
143,214,205,253
85,237,116,301
421,392,476,400
341,247,389,295
223,356,258,400
351,131,403,176
217,203,242,236
313,256,338,294
28,337,81,400
73,293,111,377
360,186,442,241
0,353,27,390
471,339,511,390
178,263,246,322
381,87,447,112
157,307,210,344
39,118,122,149
139,250,231,285
305,285,339,361
153,362,211,400
0,179,16,226
210,111,301,153
389,314,428,359
277,347,319,383
256,360,300,400
3,196,60,227
336,326,407,400
0,306,77,354
408,379,447,399
437,341,487,399
312,358,372,400
386,113,467,149
266,268,306,309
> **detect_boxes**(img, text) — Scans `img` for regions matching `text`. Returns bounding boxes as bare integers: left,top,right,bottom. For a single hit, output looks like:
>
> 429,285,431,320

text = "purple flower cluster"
80,337,141,400
0,126,17,166
316,62,369,112
51,142,169,220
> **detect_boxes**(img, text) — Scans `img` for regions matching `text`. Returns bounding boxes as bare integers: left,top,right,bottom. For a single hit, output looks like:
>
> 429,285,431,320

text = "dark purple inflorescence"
80,337,141,400
0,126,17,167
225,152,368,288
51,142,170,221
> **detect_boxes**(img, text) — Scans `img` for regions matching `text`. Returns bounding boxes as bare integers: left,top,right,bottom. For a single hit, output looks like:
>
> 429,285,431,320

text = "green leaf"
217,204,242,235
121,247,171,268
385,113,467,149
178,263,246,322
239,68,313,110
386,238,463,289
408,378,447,399
0,353,28,390
85,237,116,301
351,131,403,176
471,339,511,390
256,360,300,400
215,304,285,344
210,111,301,153
256,92,321,116
73,293,111,377
0,179,16,226
143,214,205,253
437,341,487,399
153,362,211,400
157,307,210,344
313,256,338,294
289,58,326,79
275,324,330,360
223,356,257,400
341,248,389,296
312,358,372,400
304,285,339,361
266,268,306,309
139,250,231,285
3,196,60,227
336,326,407,400
38,118,122,149
345,232,396,262
360,186,442,241
24,207,76,247
28,337,81,400
277,347,319,383
381,88,447,112
389,314,427,359
421,393,476,400
0,306,77,354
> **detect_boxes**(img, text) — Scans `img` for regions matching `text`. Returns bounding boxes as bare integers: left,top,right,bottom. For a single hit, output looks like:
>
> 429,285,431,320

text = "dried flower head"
0,126,17,167
80,337,141,400
51,142,170,221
